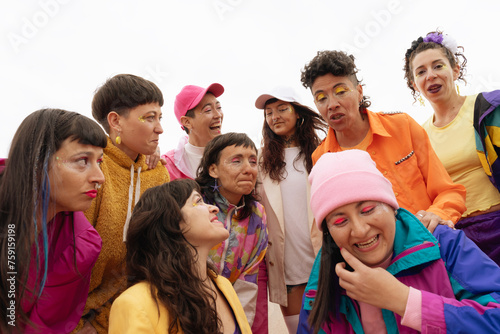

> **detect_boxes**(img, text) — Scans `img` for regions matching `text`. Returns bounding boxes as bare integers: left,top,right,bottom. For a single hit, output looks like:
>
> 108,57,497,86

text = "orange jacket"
312,110,466,223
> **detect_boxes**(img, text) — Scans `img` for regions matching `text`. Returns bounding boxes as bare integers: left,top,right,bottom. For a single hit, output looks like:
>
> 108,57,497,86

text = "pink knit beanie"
309,150,399,230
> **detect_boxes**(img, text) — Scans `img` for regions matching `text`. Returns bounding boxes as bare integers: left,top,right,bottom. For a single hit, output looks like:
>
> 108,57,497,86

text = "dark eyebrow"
415,58,446,71
144,110,162,117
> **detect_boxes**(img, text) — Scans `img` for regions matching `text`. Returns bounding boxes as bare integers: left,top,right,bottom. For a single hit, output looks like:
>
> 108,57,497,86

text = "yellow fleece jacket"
74,138,170,333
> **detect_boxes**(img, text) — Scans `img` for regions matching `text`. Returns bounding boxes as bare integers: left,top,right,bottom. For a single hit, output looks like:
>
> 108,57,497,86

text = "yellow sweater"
75,138,170,333
109,276,252,334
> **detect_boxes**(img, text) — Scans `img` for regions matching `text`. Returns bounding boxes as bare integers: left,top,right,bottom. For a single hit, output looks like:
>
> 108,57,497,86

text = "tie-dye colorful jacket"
207,191,268,326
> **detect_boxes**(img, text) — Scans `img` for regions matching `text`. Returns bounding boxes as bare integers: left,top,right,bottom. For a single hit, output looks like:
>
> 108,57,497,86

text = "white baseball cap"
255,86,301,109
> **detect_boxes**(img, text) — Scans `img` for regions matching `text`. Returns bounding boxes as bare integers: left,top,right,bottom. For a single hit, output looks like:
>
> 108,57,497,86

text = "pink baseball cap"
174,83,224,125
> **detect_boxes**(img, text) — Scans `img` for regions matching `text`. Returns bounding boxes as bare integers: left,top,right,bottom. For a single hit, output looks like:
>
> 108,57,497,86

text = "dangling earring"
115,132,122,145
296,118,304,127
211,179,221,192
418,95,425,106
456,84,460,95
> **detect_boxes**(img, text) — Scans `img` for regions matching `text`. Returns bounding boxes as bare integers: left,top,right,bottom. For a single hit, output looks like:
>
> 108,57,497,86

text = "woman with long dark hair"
109,179,251,333
298,150,500,333
0,109,106,333
254,86,326,333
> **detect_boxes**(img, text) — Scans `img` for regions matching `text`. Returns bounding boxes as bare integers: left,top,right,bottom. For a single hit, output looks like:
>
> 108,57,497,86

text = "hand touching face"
336,248,410,317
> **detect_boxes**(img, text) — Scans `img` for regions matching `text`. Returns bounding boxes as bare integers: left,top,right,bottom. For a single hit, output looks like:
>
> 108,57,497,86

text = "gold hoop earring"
115,133,122,145
456,84,460,95
418,96,425,107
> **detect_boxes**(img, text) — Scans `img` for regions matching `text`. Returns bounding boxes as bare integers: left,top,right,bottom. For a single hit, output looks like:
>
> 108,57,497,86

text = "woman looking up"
109,179,251,333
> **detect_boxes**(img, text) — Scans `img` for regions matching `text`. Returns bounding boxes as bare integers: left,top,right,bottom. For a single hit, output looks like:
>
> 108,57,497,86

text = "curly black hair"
301,50,371,111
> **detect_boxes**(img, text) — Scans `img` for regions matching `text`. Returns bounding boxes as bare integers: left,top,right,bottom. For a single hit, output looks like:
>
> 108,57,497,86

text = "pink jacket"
161,136,192,180
22,211,101,333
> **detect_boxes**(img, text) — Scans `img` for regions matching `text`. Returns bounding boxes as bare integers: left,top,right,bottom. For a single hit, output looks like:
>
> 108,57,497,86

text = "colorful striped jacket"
474,90,500,190
207,191,268,326
298,208,500,333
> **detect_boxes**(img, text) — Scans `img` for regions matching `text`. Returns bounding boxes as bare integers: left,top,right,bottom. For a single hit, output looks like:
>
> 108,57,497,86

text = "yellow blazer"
109,275,251,333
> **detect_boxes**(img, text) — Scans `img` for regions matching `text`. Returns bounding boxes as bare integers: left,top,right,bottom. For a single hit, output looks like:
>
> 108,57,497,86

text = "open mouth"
427,84,441,94
355,235,379,249
210,124,221,132
330,113,344,120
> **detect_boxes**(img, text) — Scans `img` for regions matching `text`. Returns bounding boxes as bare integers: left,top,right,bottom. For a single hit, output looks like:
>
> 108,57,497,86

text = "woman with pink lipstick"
300,50,466,233
109,179,251,333
298,150,500,334
254,86,326,333
0,109,106,333
76,74,170,334
196,133,268,332
404,31,500,266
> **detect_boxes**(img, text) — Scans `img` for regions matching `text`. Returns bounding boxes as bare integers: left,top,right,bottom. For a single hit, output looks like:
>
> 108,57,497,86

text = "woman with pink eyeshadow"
298,150,500,334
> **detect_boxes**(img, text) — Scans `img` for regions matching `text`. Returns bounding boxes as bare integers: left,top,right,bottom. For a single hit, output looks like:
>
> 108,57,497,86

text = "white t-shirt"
184,142,204,178
281,147,316,285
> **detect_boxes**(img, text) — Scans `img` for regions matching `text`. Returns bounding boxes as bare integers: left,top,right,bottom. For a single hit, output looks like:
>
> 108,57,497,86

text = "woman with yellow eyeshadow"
300,50,466,233
404,31,500,265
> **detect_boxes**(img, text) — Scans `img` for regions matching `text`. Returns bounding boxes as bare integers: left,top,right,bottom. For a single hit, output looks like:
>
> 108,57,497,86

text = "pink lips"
211,216,222,225
85,190,98,198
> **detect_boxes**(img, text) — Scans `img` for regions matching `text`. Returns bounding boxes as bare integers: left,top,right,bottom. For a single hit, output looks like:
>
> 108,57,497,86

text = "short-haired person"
404,30,500,266
0,109,106,333
254,86,327,333
75,74,170,333
196,133,268,331
298,150,500,333
300,50,466,231
109,179,251,333
162,83,224,180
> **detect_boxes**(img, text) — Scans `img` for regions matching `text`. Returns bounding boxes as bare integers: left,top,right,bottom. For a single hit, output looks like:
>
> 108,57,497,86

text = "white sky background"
1,0,499,157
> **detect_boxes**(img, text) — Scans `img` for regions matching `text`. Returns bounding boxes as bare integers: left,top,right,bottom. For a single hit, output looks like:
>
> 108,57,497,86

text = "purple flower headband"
423,32,458,54
405,32,458,60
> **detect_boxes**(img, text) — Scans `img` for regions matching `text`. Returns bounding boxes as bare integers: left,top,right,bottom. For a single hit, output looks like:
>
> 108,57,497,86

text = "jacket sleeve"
420,226,500,333
407,115,466,222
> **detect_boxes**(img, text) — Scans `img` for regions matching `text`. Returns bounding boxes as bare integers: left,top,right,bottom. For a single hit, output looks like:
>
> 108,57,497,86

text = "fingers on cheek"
335,262,346,276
